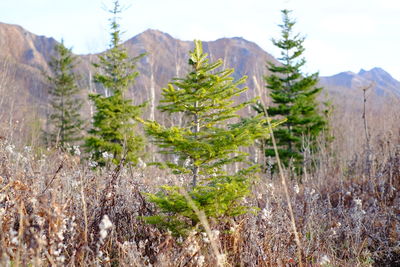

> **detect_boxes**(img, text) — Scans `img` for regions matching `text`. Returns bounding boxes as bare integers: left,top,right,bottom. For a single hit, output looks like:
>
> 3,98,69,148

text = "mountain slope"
0,22,56,101
1,22,399,125
118,29,277,120
0,22,57,69
358,67,400,97
320,67,400,98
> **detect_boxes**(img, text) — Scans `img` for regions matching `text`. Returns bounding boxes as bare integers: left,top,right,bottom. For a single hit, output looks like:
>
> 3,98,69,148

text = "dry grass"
0,127,399,267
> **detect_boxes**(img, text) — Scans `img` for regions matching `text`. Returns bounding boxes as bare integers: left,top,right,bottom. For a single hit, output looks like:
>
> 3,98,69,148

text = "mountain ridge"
320,67,400,98
0,21,399,122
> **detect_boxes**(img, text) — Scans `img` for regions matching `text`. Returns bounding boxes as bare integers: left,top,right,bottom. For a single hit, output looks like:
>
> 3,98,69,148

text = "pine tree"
44,41,84,150
255,9,327,171
85,0,145,167
143,41,271,235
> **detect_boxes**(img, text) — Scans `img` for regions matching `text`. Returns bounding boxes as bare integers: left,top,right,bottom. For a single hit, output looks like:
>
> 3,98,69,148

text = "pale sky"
1,0,400,79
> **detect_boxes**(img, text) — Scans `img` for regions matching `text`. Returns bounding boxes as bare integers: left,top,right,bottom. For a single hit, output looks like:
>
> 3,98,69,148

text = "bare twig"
41,160,64,194
80,175,89,245
360,82,374,150
359,82,375,177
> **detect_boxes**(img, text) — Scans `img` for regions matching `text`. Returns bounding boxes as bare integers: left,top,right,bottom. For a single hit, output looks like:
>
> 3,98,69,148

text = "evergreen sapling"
143,40,273,235
44,41,84,150
85,0,146,167
254,9,327,173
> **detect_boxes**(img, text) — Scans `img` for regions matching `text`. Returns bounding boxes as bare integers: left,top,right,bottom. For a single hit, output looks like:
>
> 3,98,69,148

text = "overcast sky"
1,0,399,79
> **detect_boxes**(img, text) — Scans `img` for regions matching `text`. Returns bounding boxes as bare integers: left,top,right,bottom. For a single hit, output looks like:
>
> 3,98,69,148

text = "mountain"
77,29,278,122
320,67,400,98
0,23,280,143
0,22,58,97
358,67,400,97
0,21,399,147
0,23,59,142
0,22,57,69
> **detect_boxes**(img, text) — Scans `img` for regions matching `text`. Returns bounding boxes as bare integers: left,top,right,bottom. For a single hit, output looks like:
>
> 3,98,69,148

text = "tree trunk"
192,101,200,187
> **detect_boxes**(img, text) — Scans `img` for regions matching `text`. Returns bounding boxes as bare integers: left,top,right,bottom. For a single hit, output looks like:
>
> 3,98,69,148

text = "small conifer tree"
143,41,271,235
44,41,84,150
255,9,327,171
85,0,145,167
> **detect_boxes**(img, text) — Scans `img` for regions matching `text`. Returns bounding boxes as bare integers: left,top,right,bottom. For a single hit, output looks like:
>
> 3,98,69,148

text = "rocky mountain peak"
358,67,395,83
321,67,400,98
127,29,176,46
0,22,57,72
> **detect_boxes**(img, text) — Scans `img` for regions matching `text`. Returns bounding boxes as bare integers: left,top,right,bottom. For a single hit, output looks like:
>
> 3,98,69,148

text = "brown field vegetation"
0,110,399,266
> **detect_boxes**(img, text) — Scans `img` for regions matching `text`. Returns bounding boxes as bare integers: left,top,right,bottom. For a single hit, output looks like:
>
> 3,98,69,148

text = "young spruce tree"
254,9,327,172
85,0,145,166
143,41,271,235
45,41,84,150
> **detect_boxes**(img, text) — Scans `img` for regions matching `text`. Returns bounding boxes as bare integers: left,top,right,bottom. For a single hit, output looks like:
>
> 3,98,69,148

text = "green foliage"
143,40,271,235
145,180,253,236
255,9,327,172
85,0,145,167
44,41,84,150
